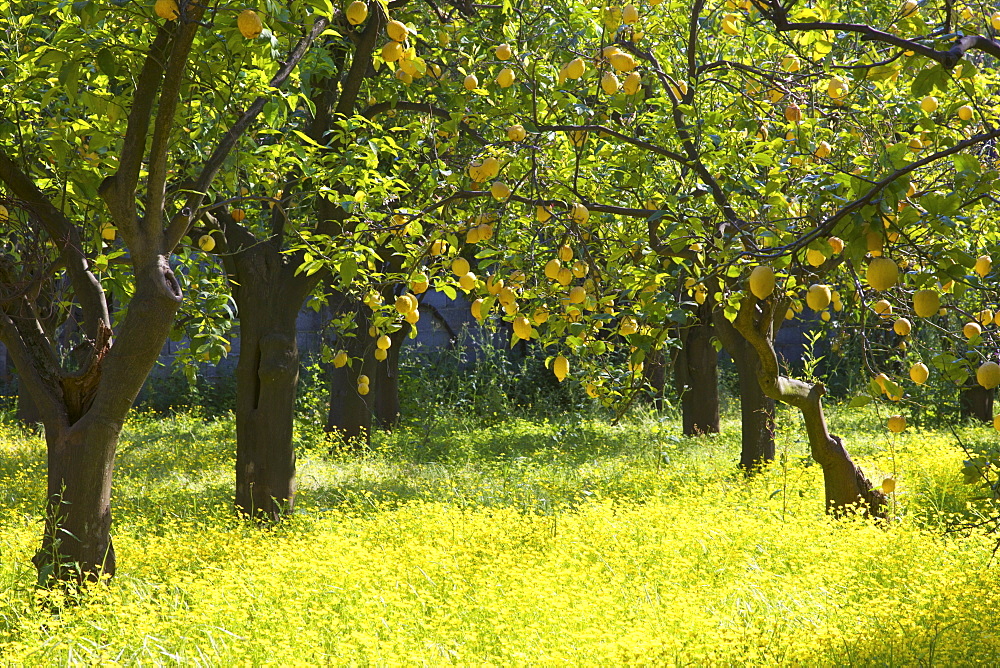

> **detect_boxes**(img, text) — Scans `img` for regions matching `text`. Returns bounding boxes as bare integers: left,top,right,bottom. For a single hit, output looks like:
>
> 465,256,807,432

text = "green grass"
1,404,1000,665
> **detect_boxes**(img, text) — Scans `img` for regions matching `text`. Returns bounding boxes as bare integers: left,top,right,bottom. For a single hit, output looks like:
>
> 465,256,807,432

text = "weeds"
1,407,999,664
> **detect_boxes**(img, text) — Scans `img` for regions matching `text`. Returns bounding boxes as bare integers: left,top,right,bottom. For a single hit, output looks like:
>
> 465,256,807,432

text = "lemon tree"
430,0,1000,517
0,0,328,579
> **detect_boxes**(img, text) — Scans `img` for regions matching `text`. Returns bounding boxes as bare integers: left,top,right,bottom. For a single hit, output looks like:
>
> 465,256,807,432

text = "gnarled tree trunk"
23,256,183,582
732,294,885,518
714,308,776,472
675,301,720,435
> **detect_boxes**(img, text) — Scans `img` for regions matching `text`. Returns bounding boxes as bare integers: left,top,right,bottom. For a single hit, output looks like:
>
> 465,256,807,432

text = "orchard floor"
2,406,1000,665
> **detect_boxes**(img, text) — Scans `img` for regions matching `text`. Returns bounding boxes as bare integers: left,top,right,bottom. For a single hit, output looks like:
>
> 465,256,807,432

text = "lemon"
382,41,403,62
346,1,367,25
748,265,775,299
386,20,408,42
623,72,641,95
553,355,569,382
601,71,620,95
496,68,515,88
909,362,929,384
507,124,526,142
544,259,562,281
912,289,939,318
154,0,179,20
781,54,801,72
806,284,831,311
237,9,263,39
620,316,638,335
608,53,637,72
866,258,898,291
513,316,532,339
490,181,510,199
887,415,906,433
977,362,1000,389
826,77,848,100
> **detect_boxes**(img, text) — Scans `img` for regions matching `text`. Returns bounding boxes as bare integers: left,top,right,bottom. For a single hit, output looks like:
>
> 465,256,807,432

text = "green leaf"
35,49,68,67
340,256,357,285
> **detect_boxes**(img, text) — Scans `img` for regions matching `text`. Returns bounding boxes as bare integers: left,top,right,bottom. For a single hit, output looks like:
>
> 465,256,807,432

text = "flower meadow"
2,408,1000,665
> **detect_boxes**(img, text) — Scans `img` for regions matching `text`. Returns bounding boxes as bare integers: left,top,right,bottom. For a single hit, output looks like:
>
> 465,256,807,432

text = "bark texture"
675,301,720,435
731,294,886,518
230,243,303,520
714,309,776,471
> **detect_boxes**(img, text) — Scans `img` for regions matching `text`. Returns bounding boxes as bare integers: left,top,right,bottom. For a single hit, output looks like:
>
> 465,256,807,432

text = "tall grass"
1,406,999,665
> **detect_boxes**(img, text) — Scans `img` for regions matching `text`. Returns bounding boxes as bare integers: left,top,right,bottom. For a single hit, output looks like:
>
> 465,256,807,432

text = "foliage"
2,408,1000,663
399,326,594,425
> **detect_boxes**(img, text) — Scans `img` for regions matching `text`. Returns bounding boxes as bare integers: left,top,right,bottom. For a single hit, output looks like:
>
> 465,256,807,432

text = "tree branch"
164,16,331,252
755,126,1000,260
756,0,1000,68
144,6,207,241
106,25,174,211
334,2,385,117
0,154,111,337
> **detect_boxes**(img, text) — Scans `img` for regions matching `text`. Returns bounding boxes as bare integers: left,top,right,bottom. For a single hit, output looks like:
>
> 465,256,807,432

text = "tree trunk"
326,305,375,447
642,347,668,411
961,383,993,423
731,295,885,518
28,256,183,582
17,379,41,425
675,302,719,435
36,417,119,582
714,309,776,472
231,250,302,520
373,326,407,430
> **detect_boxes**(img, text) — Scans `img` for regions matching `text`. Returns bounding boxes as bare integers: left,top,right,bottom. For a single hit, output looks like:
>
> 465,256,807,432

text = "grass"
1,403,1000,665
